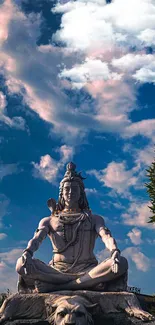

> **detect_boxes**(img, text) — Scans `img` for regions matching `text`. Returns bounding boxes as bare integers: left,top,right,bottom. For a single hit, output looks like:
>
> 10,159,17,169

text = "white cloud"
0,248,22,265
59,58,121,89
133,67,155,84
0,248,23,292
53,0,155,51
0,0,66,133
96,248,110,263
146,238,155,245
0,0,154,143
0,261,18,293
0,162,18,180
53,1,114,51
0,195,10,228
138,29,155,46
52,0,155,141
58,144,74,163
32,154,59,183
32,145,74,183
122,201,155,229
112,202,125,210
0,0,17,45
85,188,97,195
0,91,25,130
127,228,142,245
122,247,150,272
0,91,7,111
88,161,137,194
112,53,155,85
134,142,155,166
112,54,155,73
122,141,154,195
0,233,7,240
112,53,155,87
124,119,155,140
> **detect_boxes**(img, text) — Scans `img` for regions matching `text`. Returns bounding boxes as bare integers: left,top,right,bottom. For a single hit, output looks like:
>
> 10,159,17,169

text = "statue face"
63,181,81,207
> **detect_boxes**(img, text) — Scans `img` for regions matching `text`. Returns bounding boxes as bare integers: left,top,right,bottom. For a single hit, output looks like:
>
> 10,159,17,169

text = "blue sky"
0,0,155,294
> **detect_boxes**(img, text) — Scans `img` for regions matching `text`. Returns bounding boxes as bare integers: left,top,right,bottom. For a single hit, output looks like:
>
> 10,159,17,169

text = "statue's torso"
47,212,98,271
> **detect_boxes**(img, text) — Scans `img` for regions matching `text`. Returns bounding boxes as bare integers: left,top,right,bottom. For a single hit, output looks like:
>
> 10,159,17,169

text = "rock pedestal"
0,291,155,325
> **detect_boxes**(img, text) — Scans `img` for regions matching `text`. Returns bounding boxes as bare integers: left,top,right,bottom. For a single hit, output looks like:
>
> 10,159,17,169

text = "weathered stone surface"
4,321,48,325
0,291,154,325
17,163,128,294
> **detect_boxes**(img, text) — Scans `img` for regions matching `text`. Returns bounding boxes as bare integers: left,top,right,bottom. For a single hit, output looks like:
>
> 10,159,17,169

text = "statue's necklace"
63,223,80,245
58,212,86,245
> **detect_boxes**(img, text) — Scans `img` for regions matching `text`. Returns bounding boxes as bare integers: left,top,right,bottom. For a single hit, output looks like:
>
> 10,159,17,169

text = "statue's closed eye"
58,311,67,317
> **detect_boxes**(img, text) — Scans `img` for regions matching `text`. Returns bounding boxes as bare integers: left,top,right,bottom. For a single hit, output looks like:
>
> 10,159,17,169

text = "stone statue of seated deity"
16,162,128,293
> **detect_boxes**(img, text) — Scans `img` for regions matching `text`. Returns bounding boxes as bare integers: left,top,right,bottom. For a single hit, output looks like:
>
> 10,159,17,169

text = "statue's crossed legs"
16,256,128,293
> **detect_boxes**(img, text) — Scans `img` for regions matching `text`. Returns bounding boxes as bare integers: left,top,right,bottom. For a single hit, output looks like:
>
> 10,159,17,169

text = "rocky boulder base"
0,291,155,325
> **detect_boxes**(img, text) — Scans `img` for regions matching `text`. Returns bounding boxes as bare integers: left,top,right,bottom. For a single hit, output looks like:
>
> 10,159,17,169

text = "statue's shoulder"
38,216,51,228
90,213,105,226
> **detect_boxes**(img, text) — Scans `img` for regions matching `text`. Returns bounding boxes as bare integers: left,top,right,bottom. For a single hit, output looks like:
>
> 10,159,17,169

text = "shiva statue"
16,162,128,293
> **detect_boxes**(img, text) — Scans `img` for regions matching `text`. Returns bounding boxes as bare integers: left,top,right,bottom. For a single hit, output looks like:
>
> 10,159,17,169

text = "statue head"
58,162,89,211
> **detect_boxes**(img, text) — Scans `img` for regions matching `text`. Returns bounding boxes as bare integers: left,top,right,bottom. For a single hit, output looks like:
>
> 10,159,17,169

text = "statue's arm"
16,217,50,275
23,217,50,256
94,215,119,253
94,214,121,273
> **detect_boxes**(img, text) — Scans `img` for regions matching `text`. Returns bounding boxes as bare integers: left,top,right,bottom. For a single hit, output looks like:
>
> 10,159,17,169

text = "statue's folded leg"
16,257,78,292
57,256,128,291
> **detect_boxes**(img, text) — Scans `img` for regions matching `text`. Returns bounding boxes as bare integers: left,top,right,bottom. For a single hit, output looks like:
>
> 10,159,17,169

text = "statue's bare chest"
48,214,94,245
50,215,93,230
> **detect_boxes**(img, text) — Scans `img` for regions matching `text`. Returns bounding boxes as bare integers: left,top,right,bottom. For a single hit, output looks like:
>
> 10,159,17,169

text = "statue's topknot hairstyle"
58,162,90,211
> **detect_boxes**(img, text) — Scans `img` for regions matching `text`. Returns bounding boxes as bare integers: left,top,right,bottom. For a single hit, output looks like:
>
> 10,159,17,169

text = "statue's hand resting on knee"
111,250,120,274
21,250,34,275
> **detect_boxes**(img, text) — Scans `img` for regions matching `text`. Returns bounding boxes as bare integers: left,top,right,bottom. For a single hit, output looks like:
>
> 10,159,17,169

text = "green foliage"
0,293,7,307
0,289,12,307
148,305,155,316
145,158,155,223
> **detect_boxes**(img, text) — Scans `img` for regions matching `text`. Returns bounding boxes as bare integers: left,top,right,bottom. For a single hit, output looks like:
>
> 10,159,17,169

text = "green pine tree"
145,157,155,223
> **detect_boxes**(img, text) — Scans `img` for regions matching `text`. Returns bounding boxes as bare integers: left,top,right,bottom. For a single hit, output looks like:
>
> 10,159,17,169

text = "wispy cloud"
96,248,110,263
123,119,155,140
0,248,23,292
52,0,155,140
0,161,18,180
88,161,138,195
122,247,151,272
59,58,121,89
0,91,25,129
53,0,155,51
85,188,98,195
0,233,7,240
97,246,151,273
0,0,154,144
32,145,74,183
0,195,10,228
122,201,155,229
124,141,155,167
127,228,142,245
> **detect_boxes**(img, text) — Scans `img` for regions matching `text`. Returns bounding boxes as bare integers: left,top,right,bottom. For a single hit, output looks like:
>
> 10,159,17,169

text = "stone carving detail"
0,291,154,324
16,162,128,293
47,295,95,325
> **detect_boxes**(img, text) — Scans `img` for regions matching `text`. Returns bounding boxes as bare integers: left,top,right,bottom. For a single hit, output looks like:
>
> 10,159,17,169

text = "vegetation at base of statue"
127,286,141,294
145,152,155,223
0,289,11,307
0,294,7,307
147,305,155,316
